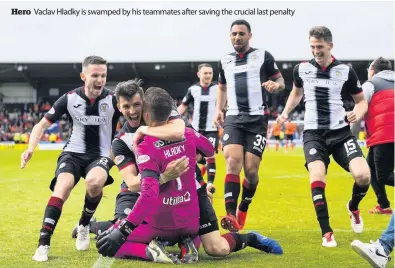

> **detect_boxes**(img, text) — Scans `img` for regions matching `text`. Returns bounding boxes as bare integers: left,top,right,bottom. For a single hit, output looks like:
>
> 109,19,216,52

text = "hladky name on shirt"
164,145,185,158
75,116,109,125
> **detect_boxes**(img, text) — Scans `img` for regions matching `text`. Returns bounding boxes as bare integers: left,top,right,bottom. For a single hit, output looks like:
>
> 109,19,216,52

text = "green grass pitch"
0,148,392,267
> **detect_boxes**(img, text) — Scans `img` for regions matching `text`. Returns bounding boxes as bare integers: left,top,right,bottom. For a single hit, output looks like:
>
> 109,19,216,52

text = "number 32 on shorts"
253,134,267,152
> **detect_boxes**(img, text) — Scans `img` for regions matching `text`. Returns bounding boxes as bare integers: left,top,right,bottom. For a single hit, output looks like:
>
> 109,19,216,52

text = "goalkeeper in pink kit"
96,87,215,262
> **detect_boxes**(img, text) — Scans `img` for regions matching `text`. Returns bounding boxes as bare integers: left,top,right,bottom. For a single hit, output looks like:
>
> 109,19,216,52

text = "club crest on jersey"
251,54,259,61
100,103,109,112
335,71,341,77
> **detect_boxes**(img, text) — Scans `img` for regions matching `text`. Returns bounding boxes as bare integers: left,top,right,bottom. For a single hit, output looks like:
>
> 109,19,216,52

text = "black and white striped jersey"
218,48,280,116
44,87,121,158
182,83,217,132
293,58,362,130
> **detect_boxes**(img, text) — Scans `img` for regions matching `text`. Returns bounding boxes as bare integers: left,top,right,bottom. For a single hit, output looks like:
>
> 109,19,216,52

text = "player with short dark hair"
277,26,370,247
215,19,285,231
22,55,122,262
178,63,219,193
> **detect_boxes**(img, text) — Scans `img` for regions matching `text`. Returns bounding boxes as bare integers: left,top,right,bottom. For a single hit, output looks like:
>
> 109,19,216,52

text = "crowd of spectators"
0,93,360,144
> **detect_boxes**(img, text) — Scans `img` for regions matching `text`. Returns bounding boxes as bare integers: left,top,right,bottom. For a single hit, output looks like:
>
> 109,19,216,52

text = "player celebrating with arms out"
277,26,370,247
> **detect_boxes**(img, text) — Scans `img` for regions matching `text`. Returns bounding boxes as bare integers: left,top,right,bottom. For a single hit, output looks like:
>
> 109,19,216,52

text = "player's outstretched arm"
192,130,215,158
20,118,52,168
277,85,304,125
177,103,188,115
134,118,186,144
347,92,368,124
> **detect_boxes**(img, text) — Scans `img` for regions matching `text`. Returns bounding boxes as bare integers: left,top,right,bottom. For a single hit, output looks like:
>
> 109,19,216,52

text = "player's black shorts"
201,131,219,153
49,151,114,191
197,185,219,236
273,135,281,141
303,126,364,172
222,114,268,158
286,134,294,141
114,190,140,220
367,143,394,186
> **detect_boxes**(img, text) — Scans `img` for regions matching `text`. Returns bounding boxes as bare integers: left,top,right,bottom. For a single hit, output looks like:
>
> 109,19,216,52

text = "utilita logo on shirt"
163,191,191,206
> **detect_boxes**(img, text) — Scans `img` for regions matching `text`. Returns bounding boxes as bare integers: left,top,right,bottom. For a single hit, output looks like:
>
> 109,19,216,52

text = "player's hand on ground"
345,111,357,123
262,81,280,93
214,111,224,128
132,126,148,150
160,156,189,184
276,113,288,126
20,149,33,169
96,219,133,257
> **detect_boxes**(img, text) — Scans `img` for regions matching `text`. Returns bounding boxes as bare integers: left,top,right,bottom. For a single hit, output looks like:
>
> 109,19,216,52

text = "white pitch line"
91,255,115,268
243,228,385,233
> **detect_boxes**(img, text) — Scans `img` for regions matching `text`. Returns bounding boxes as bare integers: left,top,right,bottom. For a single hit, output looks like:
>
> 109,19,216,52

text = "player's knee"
354,168,371,186
85,176,106,194
350,158,371,186
53,174,74,200
244,169,258,183
204,241,230,257
225,156,242,172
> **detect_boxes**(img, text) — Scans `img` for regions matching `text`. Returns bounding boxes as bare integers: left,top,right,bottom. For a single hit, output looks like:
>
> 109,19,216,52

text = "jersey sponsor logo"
48,107,55,114
137,154,150,164
100,103,109,112
115,155,125,165
154,140,165,148
303,78,340,87
228,64,260,74
154,139,185,149
75,115,109,125
162,191,191,206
